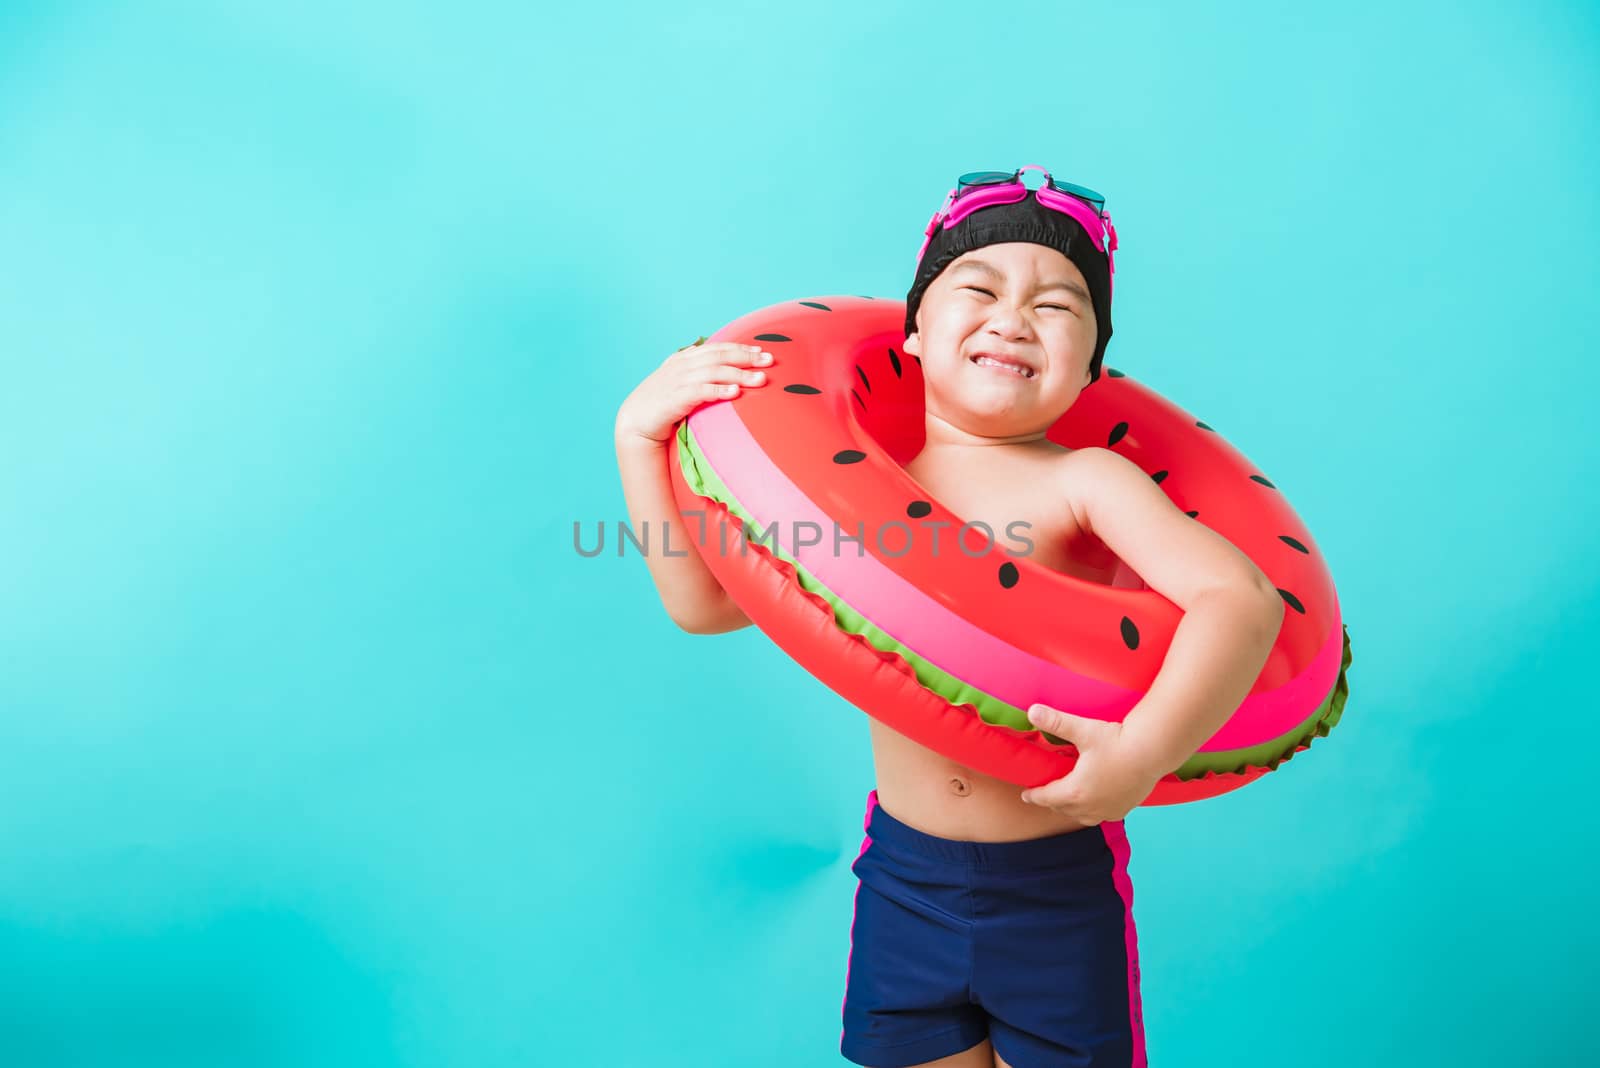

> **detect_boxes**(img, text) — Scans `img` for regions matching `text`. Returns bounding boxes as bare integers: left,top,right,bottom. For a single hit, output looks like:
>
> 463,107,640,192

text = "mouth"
968,351,1037,379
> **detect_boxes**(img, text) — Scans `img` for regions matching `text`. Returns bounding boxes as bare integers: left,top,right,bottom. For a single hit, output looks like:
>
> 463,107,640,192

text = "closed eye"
962,286,1072,312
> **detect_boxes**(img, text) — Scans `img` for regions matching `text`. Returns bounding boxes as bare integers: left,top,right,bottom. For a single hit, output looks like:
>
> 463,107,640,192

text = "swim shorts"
840,789,1146,1068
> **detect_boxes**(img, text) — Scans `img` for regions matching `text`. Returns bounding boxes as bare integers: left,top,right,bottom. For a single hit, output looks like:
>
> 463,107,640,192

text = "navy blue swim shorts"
840,789,1146,1067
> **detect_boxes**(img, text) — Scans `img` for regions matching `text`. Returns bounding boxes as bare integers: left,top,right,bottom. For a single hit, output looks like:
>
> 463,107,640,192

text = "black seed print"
856,366,872,393
754,333,791,342
851,390,866,412
856,295,876,300
1279,535,1309,553
1277,589,1305,614
1150,470,1168,484
888,348,902,378
1107,368,1125,378
799,301,832,311
1120,617,1140,650
784,384,822,395
1108,422,1129,447
1184,510,1199,518
906,500,932,518
834,449,866,464
1196,421,1214,431
1250,475,1277,488
998,562,1019,588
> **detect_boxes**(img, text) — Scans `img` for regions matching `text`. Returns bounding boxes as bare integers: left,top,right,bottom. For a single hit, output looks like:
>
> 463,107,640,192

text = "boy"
613,168,1283,1067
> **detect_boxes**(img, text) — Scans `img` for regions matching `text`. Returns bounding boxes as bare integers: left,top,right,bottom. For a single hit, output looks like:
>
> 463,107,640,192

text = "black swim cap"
904,190,1114,385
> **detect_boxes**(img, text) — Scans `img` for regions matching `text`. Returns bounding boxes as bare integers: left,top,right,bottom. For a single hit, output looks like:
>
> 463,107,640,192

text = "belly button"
949,777,970,796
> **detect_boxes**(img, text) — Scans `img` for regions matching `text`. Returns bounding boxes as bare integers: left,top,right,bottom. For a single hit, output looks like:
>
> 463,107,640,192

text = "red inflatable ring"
669,296,1352,806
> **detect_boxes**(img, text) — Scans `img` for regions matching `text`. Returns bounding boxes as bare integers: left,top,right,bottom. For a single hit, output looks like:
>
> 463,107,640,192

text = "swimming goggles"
914,164,1118,274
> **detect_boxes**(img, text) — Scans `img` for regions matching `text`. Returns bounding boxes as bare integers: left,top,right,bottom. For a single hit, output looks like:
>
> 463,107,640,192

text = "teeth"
974,355,1033,378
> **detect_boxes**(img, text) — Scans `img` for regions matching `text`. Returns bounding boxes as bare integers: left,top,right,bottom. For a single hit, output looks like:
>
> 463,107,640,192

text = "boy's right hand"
614,338,775,448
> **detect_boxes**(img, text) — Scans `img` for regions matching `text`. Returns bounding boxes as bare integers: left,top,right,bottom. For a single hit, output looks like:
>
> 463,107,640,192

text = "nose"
983,300,1037,339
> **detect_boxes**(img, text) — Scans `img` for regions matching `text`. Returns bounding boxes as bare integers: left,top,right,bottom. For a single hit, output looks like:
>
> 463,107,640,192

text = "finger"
1020,780,1077,808
1027,703,1100,740
1026,703,1069,735
690,362,771,389
661,361,756,399
681,379,742,404
1021,789,1058,807
693,343,776,369
1018,758,1080,805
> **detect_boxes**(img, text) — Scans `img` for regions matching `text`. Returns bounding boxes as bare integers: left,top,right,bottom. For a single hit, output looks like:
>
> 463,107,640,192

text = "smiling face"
903,242,1098,440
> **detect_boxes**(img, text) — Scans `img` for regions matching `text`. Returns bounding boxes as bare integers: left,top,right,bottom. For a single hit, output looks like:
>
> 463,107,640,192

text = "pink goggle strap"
913,178,1119,302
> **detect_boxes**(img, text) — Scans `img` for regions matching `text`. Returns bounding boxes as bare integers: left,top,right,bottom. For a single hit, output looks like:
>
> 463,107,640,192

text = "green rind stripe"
676,418,1352,782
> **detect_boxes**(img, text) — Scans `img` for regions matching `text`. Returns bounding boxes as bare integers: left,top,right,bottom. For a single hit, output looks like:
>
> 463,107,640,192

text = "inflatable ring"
669,296,1352,806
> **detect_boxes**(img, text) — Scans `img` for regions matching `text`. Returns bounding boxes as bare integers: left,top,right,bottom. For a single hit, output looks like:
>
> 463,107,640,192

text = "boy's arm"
614,430,753,635
1057,447,1285,776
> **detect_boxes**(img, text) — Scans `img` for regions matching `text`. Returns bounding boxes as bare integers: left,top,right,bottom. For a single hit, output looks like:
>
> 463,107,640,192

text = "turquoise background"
1,1,1594,1065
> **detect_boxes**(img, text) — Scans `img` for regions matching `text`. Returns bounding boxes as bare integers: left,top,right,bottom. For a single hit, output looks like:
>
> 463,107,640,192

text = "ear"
903,331,920,356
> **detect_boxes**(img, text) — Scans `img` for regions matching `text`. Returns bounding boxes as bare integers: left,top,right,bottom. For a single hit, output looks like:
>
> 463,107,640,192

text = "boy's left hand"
1018,703,1169,825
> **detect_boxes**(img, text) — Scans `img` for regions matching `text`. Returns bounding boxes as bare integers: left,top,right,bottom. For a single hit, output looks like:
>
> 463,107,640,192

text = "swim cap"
904,190,1114,385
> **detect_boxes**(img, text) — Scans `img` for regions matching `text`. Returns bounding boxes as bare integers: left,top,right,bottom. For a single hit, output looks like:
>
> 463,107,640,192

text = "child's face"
903,242,1097,439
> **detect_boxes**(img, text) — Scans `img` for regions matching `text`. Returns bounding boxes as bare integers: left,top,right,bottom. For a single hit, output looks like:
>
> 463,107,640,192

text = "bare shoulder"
1052,447,1274,610
1054,446,1151,515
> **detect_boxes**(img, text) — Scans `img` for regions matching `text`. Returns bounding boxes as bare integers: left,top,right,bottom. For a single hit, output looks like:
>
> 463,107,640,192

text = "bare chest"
906,448,1118,581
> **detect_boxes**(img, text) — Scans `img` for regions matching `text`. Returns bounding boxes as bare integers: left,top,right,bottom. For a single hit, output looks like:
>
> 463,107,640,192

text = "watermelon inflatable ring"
668,296,1352,806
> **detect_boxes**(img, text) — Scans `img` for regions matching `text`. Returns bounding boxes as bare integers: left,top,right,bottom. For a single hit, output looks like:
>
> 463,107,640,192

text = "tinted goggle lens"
1049,178,1105,213
955,171,1018,198
954,169,1105,214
